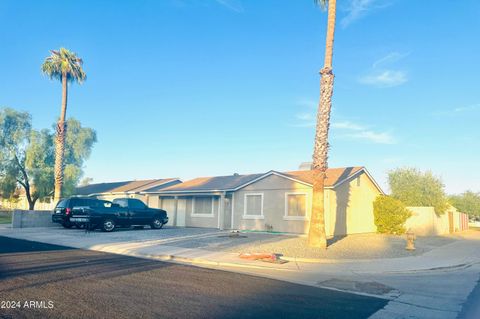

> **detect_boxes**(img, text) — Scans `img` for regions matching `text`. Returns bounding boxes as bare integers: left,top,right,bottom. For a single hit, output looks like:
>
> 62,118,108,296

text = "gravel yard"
166,231,458,259
222,232,458,259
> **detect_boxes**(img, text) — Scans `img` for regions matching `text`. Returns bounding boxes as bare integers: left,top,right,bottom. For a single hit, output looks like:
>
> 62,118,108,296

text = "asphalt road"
459,276,480,319
0,236,387,319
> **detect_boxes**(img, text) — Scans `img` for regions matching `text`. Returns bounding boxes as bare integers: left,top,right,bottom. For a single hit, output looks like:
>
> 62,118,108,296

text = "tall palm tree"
41,48,86,202
308,0,337,248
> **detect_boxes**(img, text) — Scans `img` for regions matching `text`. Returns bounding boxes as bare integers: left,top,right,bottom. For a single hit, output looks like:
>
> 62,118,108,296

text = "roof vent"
233,173,240,176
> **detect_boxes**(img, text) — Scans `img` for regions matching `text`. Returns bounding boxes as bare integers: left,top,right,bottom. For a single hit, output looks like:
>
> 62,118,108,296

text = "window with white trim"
244,194,263,217
192,197,213,216
285,193,307,219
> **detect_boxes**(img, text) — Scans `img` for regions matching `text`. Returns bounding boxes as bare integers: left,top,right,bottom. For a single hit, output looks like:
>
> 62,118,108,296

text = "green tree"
0,108,32,204
0,108,96,209
449,191,480,218
308,0,337,248
41,48,86,203
388,167,449,215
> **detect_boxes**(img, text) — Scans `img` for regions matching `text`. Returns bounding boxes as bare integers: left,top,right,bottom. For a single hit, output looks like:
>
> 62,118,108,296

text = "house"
75,178,182,205
153,167,383,236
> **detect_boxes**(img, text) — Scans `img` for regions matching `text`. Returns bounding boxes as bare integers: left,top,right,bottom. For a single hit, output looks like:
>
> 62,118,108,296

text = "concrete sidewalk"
1,227,479,318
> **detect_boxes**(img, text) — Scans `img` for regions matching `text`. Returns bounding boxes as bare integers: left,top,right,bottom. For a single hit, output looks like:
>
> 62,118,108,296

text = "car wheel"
62,222,73,229
151,217,164,229
102,219,116,232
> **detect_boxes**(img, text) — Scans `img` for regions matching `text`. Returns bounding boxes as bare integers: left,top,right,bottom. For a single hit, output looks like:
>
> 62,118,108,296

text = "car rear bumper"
52,214,66,224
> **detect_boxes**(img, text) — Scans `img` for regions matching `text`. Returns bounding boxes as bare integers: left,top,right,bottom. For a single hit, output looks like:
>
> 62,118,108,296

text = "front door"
176,199,186,227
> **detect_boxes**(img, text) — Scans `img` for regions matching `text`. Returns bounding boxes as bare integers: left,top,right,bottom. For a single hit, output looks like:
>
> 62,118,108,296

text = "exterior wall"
146,195,160,208
12,210,55,228
233,174,312,233
325,172,379,237
184,196,219,228
405,207,450,236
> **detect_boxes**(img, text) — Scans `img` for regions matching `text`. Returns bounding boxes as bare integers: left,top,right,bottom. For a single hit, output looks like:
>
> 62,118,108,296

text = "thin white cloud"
331,121,366,130
332,120,396,144
293,113,316,127
453,104,480,113
372,52,410,69
433,103,480,116
359,70,408,88
214,0,243,12
346,130,396,144
341,0,393,28
359,51,409,88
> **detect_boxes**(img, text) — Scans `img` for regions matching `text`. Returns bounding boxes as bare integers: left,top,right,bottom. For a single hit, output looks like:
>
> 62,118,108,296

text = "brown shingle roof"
160,167,365,193
159,174,265,192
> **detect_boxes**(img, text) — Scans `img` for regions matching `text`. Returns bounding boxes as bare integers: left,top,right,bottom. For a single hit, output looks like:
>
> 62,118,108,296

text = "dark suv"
52,197,113,228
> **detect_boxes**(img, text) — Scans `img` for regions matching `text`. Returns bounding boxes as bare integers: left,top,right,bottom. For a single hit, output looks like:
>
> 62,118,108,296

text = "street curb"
96,248,297,272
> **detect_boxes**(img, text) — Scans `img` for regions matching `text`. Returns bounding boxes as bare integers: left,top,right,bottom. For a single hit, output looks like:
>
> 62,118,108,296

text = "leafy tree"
373,195,412,234
308,0,337,249
42,48,86,202
79,177,94,187
388,167,449,215
0,108,96,209
449,191,480,218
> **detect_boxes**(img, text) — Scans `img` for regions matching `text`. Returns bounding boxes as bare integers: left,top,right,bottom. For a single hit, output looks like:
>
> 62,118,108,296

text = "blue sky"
1,0,479,194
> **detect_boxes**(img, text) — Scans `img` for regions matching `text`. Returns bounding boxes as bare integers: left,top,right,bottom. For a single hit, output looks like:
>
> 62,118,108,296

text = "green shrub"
373,195,412,235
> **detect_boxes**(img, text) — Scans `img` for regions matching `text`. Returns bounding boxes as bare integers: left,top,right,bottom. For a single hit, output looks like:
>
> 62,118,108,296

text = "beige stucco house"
155,167,383,236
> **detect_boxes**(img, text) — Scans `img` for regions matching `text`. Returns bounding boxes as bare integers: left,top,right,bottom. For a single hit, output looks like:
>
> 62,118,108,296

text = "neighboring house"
154,167,383,236
0,189,54,211
75,178,182,205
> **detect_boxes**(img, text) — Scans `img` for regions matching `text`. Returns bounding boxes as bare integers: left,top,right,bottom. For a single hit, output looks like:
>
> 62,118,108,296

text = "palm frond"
41,48,86,84
314,0,328,9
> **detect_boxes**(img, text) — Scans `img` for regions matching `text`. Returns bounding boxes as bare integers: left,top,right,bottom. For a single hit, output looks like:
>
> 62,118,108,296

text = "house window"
284,193,308,220
192,197,214,217
356,176,361,187
243,193,264,219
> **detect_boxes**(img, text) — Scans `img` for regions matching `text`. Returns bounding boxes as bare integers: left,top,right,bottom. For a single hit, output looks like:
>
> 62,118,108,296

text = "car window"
69,198,80,207
113,199,128,208
129,199,146,209
56,199,68,209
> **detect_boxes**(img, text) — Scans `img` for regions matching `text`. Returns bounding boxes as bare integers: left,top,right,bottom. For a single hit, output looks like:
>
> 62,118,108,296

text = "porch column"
173,196,179,226
218,192,226,230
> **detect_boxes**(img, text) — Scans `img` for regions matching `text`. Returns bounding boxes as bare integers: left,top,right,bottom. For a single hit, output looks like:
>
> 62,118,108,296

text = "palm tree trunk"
54,73,68,203
308,0,337,248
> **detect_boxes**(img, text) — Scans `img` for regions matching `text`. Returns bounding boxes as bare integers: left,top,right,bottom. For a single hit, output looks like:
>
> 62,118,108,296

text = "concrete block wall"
12,210,56,228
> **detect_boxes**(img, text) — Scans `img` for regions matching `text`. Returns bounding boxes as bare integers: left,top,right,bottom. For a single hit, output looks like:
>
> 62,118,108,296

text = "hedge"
373,195,412,235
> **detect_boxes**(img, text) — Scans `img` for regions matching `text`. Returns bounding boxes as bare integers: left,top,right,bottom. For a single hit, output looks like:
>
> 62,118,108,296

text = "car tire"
62,222,73,229
101,219,116,232
151,217,164,229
